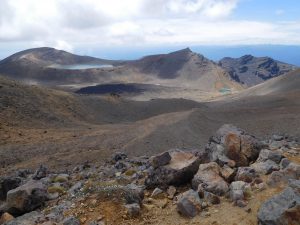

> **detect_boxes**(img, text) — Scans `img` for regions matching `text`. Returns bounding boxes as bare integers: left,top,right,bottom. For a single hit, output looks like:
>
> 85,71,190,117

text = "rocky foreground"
0,124,299,225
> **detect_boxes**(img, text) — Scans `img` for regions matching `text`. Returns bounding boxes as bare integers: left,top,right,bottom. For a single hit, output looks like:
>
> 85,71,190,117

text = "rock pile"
0,124,299,224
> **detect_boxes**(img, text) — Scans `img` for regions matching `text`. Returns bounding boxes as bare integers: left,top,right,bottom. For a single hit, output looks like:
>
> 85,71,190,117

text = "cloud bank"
0,0,299,52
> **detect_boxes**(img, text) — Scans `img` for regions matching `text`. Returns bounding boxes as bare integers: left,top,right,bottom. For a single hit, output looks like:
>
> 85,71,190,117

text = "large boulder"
6,180,48,216
205,124,262,167
145,150,202,188
258,179,300,225
0,177,22,201
192,162,229,196
177,189,202,218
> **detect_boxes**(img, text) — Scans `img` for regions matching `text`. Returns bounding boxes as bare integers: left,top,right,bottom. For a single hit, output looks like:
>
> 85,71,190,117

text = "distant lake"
48,64,113,70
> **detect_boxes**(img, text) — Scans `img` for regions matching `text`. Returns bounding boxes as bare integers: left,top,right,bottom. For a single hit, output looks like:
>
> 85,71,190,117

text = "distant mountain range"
0,47,297,100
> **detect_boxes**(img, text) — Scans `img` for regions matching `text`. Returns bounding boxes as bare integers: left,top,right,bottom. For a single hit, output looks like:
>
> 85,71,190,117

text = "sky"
0,0,300,63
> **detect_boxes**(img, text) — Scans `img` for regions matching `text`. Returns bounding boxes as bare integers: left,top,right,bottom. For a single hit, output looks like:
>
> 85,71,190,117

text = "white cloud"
0,0,299,53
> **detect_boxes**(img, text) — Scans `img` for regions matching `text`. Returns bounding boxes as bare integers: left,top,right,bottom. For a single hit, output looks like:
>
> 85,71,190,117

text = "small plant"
48,186,66,194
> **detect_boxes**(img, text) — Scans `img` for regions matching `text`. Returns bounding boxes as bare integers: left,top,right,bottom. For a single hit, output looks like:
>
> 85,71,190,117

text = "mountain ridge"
0,47,243,100
219,54,297,86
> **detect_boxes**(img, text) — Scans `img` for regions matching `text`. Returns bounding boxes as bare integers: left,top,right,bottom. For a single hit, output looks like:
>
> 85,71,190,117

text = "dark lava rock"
235,167,257,183
123,184,144,205
145,150,201,188
150,151,171,169
32,165,48,180
268,162,300,187
177,189,202,218
258,179,300,225
125,203,141,218
0,177,22,201
112,152,127,162
6,180,48,216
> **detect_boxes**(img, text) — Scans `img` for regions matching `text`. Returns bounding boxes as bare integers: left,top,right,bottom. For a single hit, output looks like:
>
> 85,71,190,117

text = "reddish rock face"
0,212,14,224
205,124,262,168
224,133,248,167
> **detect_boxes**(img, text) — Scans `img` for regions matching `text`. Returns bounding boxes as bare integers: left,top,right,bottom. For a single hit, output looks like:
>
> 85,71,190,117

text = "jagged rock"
33,165,48,180
6,180,48,216
258,179,300,225
63,216,80,225
251,160,279,175
205,124,262,167
114,161,127,170
145,150,201,188
177,189,202,218
112,152,127,162
0,212,14,224
268,162,300,187
68,182,83,195
123,184,144,205
192,162,229,196
229,181,250,202
167,186,176,199
0,177,22,201
220,165,236,182
256,149,283,164
272,135,284,141
203,191,220,205
279,158,291,169
125,203,141,218
151,188,163,198
15,169,31,178
150,152,171,169
235,167,257,183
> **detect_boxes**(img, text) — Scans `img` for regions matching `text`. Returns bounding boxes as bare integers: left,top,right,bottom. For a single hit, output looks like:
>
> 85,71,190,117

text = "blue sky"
0,0,299,64
233,0,300,21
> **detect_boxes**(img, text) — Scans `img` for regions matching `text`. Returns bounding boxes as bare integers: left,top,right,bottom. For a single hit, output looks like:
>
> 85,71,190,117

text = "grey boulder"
258,179,300,225
6,180,48,216
177,189,202,218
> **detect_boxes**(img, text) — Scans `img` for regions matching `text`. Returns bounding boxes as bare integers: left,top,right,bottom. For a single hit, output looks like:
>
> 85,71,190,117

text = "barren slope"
1,73,299,173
